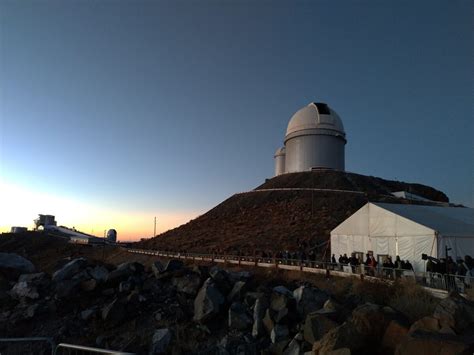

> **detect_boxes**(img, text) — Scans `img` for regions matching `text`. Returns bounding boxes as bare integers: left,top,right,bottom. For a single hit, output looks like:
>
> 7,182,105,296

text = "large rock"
193,278,225,323
89,266,109,283
227,281,247,302
10,281,39,300
303,313,338,344
106,262,143,285
382,319,410,352
408,316,441,334
151,261,165,277
271,286,294,312
209,266,232,293
252,297,269,338
55,279,81,299
102,298,126,325
0,253,35,280
271,324,289,343
312,322,364,354
351,303,387,338
263,308,275,334
150,328,172,354
433,292,474,333
395,330,474,355
172,273,201,296
164,259,183,272
228,302,253,330
52,258,87,282
293,286,329,316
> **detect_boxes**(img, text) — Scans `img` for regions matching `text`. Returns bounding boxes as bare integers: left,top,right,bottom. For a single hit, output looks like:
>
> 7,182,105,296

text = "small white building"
330,202,474,272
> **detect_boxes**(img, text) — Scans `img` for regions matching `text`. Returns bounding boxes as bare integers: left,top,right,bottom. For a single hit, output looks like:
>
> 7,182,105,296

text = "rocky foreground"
0,252,473,354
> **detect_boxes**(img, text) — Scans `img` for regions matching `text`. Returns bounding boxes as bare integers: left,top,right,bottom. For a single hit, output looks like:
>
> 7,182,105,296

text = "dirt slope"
138,171,448,254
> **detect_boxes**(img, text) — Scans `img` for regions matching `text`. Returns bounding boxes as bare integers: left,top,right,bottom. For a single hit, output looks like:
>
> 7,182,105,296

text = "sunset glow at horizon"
0,180,202,241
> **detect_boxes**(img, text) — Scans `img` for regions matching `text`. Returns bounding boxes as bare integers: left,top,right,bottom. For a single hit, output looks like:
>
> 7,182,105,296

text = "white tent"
330,202,474,272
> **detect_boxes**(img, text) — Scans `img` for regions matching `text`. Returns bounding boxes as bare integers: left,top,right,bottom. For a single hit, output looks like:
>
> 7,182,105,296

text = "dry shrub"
350,278,394,305
388,279,438,323
465,287,474,301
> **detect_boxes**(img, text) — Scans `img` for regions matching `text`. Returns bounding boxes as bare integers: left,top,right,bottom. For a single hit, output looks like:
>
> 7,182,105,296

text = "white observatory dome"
286,102,345,138
274,102,347,176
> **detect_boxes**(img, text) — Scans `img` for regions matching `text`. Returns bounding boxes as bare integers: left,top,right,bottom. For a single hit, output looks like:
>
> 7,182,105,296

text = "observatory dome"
286,102,345,138
273,102,347,175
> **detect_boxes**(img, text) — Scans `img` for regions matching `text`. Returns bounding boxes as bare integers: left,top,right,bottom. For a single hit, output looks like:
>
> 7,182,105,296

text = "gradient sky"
0,0,472,240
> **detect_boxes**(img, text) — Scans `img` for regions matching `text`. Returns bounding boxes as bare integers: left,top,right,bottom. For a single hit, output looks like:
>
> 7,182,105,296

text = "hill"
138,170,449,254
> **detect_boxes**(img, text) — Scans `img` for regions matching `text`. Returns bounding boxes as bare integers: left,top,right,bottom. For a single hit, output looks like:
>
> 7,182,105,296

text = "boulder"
89,266,109,283
150,328,172,354
228,270,253,283
351,303,387,338
0,274,10,291
193,278,225,323
263,308,275,333
172,273,201,296
106,263,136,285
293,286,329,316
164,259,183,272
151,261,165,276
102,298,126,325
227,281,247,302
283,335,303,355
55,279,81,299
271,286,294,312
408,316,440,334
209,266,232,293
271,324,289,343
228,302,253,330
303,313,338,344
323,298,340,312
52,258,87,282
382,319,410,352
245,292,265,308
80,279,97,292
10,281,39,300
252,297,268,338
312,323,364,354
395,330,473,355
433,292,474,333
0,253,35,280
119,280,133,293
80,308,97,321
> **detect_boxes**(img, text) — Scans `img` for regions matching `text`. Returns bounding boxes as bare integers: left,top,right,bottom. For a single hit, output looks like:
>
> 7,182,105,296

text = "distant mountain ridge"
138,170,449,253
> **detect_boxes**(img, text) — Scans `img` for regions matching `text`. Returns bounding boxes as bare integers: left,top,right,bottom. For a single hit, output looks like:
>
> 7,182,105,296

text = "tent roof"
373,203,474,237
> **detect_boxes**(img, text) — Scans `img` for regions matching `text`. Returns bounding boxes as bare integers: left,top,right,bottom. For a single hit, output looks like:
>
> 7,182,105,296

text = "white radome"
286,102,345,137
274,102,347,176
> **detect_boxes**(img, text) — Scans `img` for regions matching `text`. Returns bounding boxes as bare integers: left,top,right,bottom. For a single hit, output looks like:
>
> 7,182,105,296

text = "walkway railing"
127,248,472,294
0,338,135,355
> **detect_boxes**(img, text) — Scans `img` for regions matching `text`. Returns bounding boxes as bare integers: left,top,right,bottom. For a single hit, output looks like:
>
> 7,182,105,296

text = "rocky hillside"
1,252,473,354
139,171,448,253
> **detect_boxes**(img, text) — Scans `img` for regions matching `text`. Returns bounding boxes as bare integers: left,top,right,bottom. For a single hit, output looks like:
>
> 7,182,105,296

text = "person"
331,254,336,264
367,255,377,276
349,253,359,273
338,254,344,264
383,256,394,278
404,260,414,271
341,253,349,265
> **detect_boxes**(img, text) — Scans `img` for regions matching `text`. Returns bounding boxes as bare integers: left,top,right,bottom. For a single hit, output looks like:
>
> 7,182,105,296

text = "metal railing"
127,248,473,294
55,343,134,355
0,338,135,355
0,337,55,355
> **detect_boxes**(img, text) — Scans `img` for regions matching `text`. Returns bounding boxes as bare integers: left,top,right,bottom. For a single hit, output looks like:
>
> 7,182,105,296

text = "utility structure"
274,102,347,176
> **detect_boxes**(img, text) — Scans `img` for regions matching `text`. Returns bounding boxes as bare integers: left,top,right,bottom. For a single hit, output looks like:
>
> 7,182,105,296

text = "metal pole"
153,217,156,238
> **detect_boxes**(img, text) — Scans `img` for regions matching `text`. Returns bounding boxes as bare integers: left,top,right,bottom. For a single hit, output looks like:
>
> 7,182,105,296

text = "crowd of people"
426,255,474,276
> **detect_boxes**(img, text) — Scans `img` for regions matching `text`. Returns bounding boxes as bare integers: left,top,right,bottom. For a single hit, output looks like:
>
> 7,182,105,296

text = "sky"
0,0,472,240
